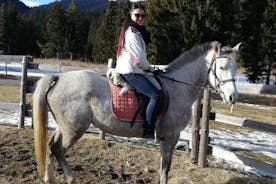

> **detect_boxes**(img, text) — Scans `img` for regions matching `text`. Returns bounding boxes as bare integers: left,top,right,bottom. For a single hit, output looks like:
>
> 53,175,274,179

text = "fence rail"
0,55,39,128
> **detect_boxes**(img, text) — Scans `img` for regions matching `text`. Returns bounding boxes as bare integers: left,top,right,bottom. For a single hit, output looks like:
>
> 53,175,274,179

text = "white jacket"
116,26,153,74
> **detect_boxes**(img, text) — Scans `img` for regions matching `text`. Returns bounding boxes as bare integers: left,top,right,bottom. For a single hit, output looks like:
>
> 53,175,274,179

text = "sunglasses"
134,13,145,19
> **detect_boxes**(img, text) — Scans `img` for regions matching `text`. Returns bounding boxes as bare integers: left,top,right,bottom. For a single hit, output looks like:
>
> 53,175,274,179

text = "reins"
159,74,207,90
158,54,235,94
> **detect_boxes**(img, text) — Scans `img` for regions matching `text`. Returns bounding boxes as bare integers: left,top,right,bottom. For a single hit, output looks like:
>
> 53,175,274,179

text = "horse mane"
166,42,214,72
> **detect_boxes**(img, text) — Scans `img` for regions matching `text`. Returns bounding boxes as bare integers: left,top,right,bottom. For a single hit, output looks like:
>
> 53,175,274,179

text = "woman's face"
130,8,145,26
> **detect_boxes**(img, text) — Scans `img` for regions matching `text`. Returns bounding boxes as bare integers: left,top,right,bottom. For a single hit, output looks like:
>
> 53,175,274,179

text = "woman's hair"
116,3,145,59
129,3,145,13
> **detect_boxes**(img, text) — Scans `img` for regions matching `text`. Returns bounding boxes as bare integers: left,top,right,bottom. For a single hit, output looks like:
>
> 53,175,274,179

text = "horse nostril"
229,95,236,104
229,95,234,104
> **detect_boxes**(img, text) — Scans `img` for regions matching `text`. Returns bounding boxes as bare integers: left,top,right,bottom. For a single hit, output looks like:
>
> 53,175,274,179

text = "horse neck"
165,56,208,89
163,49,216,103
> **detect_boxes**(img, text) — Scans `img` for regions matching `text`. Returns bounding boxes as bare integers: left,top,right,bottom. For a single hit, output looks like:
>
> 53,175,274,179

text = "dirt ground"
0,125,275,184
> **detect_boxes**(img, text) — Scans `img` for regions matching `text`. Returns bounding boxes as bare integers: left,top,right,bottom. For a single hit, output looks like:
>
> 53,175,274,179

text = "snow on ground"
0,62,58,77
210,128,276,159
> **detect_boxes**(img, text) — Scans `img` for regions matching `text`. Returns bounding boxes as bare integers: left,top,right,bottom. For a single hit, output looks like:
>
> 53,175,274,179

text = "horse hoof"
66,176,75,184
44,177,59,184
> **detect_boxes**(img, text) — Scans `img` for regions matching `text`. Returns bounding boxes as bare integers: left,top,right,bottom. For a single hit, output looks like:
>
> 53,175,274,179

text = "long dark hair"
116,3,145,59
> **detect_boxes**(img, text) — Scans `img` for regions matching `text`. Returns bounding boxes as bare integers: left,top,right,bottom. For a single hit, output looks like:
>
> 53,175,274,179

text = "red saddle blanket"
110,82,144,121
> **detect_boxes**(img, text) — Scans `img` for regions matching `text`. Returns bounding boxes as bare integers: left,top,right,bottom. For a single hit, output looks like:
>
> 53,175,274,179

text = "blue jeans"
123,74,161,127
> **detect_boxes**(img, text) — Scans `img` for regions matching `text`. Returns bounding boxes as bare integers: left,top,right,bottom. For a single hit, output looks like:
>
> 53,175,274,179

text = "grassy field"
212,100,276,125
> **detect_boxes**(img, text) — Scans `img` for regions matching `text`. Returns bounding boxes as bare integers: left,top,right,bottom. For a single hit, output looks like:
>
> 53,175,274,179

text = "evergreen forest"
0,0,275,84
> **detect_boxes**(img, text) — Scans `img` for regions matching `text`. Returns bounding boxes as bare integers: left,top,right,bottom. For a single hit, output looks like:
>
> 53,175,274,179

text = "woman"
116,3,161,138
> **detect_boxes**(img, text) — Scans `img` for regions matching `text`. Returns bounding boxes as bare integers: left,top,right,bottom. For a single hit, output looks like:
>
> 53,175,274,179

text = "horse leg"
47,125,89,184
159,135,179,184
50,130,74,184
44,130,59,184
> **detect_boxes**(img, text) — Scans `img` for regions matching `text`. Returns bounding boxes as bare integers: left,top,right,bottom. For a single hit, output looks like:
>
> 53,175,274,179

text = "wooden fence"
0,55,38,128
18,56,39,128
189,88,218,167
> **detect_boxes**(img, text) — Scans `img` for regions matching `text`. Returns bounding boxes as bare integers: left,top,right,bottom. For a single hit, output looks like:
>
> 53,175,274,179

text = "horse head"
208,42,241,104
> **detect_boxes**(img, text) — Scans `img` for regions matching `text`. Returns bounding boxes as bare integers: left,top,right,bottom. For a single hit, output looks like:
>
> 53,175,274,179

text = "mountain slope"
40,0,108,11
0,0,29,12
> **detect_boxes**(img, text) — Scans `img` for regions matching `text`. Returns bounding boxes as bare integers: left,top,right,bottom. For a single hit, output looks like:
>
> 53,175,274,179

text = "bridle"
159,53,236,94
207,55,236,94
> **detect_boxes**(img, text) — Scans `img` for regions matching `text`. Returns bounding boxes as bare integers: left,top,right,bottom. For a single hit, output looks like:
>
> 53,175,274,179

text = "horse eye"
219,66,225,70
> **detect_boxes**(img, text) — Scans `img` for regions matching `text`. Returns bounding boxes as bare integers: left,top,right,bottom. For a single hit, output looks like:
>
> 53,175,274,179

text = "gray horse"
33,41,240,184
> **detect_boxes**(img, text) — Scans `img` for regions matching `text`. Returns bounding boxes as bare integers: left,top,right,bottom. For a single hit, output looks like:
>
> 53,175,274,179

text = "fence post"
198,88,211,167
5,61,7,75
99,130,106,140
18,56,28,129
190,94,202,163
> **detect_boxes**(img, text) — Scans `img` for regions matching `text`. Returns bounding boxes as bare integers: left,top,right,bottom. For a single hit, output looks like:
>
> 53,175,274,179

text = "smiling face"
130,8,145,26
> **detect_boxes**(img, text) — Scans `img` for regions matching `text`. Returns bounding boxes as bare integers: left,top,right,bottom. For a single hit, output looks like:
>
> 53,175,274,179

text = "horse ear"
213,41,221,55
232,42,242,52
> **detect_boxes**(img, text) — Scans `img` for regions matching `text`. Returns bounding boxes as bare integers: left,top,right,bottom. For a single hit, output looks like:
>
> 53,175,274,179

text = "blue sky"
20,0,56,7
20,0,144,7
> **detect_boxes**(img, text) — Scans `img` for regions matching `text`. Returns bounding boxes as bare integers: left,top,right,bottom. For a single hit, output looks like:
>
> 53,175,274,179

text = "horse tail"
33,75,58,176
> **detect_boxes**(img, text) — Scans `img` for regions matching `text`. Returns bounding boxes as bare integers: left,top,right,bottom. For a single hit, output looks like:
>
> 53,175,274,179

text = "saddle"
107,69,168,123
110,82,145,121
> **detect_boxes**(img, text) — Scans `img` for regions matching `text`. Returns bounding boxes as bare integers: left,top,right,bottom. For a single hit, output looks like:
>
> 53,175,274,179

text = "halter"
160,52,235,94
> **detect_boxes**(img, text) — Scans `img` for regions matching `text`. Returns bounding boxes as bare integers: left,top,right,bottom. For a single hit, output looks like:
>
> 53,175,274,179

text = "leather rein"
158,54,235,94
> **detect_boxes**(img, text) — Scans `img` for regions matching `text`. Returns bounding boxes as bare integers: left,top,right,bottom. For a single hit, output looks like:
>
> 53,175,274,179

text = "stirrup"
143,128,155,139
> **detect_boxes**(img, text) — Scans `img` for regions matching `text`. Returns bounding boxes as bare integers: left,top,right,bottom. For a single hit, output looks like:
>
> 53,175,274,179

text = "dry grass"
1,125,274,184
55,129,276,184
212,101,276,125
0,85,20,103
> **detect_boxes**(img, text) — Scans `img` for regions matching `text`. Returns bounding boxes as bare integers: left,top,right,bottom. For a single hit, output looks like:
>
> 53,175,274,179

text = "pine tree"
87,9,103,61
0,4,7,53
113,0,130,48
201,0,221,42
20,8,49,56
240,0,267,82
64,0,81,60
261,0,275,84
40,2,66,58
146,0,186,64
0,5,19,54
78,11,94,61
216,0,242,46
93,1,125,63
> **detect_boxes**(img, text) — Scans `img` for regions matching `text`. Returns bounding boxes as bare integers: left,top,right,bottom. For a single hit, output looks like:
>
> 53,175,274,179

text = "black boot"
143,122,155,139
